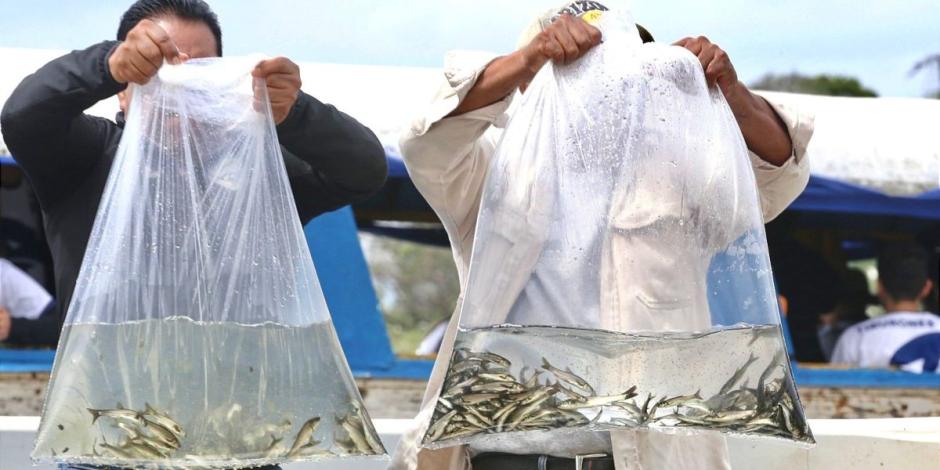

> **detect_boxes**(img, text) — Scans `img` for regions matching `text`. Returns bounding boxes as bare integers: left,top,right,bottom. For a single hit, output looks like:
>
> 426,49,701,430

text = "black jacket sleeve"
0,41,125,209
275,92,388,223
6,304,61,347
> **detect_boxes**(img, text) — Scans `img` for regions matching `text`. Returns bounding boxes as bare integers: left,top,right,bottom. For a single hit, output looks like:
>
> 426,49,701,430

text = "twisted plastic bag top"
34,57,385,467
423,6,812,451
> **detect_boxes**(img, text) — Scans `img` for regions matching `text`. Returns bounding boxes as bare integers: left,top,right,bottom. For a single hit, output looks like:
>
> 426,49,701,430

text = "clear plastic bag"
33,57,385,468
422,8,813,451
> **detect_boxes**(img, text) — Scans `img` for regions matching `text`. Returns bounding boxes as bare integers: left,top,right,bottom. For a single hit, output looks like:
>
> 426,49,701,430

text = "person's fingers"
565,18,592,47
253,57,298,78
672,37,691,47
541,34,566,63
550,27,579,64
135,39,163,71
685,36,710,56
265,75,302,91
178,52,191,63
569,17,602,48
126,57,151,84
697,46,719,85
143,22,180,64
127,51,157,82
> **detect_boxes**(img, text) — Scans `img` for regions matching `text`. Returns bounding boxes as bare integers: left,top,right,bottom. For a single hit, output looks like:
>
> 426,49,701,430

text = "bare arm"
674,36,792,166
449,14,602,117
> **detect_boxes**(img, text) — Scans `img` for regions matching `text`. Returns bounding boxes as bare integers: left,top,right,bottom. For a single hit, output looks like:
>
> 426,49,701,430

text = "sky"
0,0,938,97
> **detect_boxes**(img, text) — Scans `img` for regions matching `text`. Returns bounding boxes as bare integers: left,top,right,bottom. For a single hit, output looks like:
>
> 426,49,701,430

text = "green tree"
751,73,878,97
360,233,460,355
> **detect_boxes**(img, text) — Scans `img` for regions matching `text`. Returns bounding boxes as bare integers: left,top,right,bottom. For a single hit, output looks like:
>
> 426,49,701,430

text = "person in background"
831,243,940,373
817,268,876,360
393,2,813,469
1,1,387,468
0,258,57,346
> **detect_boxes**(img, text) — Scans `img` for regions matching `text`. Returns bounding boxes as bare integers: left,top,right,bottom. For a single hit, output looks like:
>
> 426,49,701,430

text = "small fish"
126,438,170,458
757,351,784,398
461,411,489,429
555,383,589,402
464,406,494,427
609,417,640,427
477,372,518,384
507,393,554,430
540,358,594,395
469,351,512,369
263,435,285,458
140,420,181,449
719,353,758,395
707,409,757,424
287,416,322,457
558,388,638,410
676,398,712,414
426,409,458,442
87,408,141,424
460,393,502,405
515,385,558,406
656,390,702,409
470,381,525,394
612,400,644,418
339,417,372,454
451,361,484,376
443,376,479,396
140,410,184,438
439,426,481,441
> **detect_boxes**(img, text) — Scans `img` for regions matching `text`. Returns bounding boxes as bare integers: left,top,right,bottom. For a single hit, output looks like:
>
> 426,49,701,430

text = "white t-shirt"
831,311,940,373
0,258,53,319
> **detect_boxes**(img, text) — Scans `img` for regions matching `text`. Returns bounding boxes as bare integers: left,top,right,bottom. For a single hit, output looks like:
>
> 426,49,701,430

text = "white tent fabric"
0,47,440,154
759,91,940,196
2,48,938,196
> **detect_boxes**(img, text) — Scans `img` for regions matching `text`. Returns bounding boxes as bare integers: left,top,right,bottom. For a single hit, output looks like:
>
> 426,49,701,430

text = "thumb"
178,52,191,63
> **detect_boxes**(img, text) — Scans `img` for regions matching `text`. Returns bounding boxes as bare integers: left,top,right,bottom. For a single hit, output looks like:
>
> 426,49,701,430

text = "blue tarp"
790,175,940,220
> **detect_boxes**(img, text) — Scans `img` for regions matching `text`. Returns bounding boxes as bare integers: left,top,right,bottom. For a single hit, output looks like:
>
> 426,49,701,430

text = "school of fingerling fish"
80,400,384,463
423,347,811,446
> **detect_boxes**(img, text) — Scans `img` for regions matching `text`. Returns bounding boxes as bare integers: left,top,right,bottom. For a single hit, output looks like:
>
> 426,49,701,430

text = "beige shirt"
390,50,814,470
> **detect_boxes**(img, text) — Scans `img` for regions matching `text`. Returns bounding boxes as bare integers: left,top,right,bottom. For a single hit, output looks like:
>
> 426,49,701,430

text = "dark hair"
636,24,655,43
117,0,222,56
878,242,930,302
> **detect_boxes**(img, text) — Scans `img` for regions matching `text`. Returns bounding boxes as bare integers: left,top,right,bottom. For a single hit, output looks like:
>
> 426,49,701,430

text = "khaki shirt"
390,50,814,470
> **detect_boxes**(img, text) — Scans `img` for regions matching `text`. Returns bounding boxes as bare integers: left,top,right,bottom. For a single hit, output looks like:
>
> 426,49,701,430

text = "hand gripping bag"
33,57,385,468
421,8,814,451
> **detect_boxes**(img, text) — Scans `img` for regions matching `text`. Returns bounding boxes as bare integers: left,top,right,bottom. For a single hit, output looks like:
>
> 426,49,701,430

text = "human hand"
252,57,302,125
521,13,603,73
0,308,11,342
108,19,183,85
673,36,740,98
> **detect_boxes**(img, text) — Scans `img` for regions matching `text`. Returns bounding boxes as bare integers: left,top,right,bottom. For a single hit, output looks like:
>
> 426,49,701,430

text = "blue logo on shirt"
891,332,940,373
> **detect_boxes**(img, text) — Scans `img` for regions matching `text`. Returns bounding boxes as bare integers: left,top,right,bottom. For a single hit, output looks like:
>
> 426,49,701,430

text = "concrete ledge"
2,417,938,470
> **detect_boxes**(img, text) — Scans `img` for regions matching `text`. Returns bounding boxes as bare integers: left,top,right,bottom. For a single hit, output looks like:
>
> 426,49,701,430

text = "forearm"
448,49,540,117
724,82,793,166
1,41,123,139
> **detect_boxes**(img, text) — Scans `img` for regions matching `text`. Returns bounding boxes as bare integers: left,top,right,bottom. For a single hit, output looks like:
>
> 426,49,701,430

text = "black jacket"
0,41,388,344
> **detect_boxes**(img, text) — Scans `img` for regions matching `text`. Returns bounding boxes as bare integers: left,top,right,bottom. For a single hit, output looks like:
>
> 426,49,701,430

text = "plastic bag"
33,57,385,468
422,8,813,450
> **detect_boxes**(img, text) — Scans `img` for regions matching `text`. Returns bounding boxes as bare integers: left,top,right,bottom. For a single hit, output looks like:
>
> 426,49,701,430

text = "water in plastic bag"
33,57,385,468
421,8,814,450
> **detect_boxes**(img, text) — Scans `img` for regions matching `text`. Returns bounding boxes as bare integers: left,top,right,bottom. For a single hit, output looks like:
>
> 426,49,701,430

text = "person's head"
118,0,222,57
877,242,933,311
116,0,222,112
